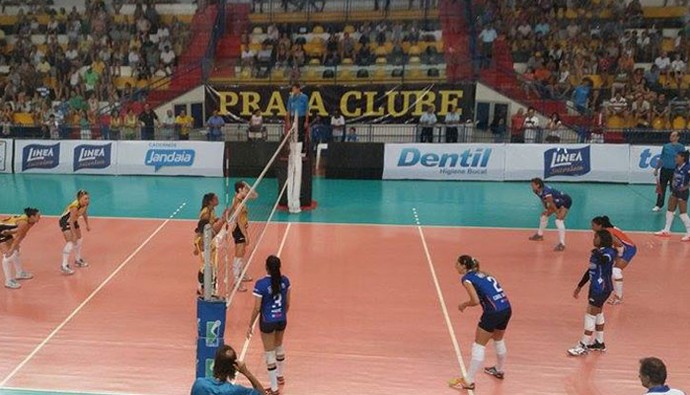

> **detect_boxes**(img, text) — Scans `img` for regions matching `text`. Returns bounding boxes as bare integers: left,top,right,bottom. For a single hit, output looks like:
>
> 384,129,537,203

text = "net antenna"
211,117,297,306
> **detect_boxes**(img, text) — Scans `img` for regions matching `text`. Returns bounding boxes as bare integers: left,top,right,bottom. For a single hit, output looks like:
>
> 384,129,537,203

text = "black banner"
205,83,475,123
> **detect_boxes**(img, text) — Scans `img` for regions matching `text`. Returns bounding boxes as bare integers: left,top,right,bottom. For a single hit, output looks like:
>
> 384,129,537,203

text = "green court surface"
0,173,676,232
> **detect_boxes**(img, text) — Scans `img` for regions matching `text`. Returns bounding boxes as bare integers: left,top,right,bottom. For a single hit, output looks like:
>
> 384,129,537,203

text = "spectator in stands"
545,113,563,143
632,94,651,128
523,107,540,144
206,110,225,142
161,109,176,140
490,115,507,143
521,67,540,99
292,44,306,67
510,108,526,143
176,110,194,141
607,91,629,120
478,23,497,69
190,344,264,395
248,109,265,141
671,53,687,89
655,51,671,76
160,45,176,76
241,46,256,70
654,131,686,212
645,64,662,92
638,357,686,395
444,106,461,143
340,32,355,60
654,93,670,124
419,105,437,143
331,110,345,142
138,104,158,141
274,44,290,69
571,79,591,114
110,110,122,140
346,126,358,142
669,94,689,123
356,44,373,66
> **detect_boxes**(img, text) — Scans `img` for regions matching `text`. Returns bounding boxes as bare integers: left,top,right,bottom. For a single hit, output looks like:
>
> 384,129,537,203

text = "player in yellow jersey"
231,181,258,292
59,190,91,275
199,192,230,229
1,208,41,289
193,218,218,297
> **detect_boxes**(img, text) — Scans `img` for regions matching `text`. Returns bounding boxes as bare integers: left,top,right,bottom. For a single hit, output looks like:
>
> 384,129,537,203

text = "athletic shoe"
682,234,690,242
607,296,623,305
528,234,544,241
241,275,253,282
448,377,475,390
554,243,566,251
4,279,21,289
484,366,505,380
587,341,607,352
15,271,34,280
75,259,89,268
264,388,279,395
277,376,285,385
652,206,661,212
567,342,589,356
61,265,75,275
655,230,671,237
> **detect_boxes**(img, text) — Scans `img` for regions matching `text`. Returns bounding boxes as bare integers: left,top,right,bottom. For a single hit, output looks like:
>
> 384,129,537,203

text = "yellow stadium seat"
13,113,34,125
373,67,387,81
252,27,263,34
375,46,388,56
661,38,675,53
673,116,686,130
343,25,356,34
607,115,624,129
407,68,423,80
337,69,354,81
409,56,421,65
408,46,421,56
653,117,667,130
249,43,262,52
375,57,387,65
312,25,324,34
305,69,320,81
309,58,321,65
341,58,353,65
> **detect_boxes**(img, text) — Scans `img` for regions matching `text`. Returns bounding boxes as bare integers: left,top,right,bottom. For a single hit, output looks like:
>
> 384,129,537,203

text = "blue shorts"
672,189,689,202
260,319,287,334
478,308,512,332
555,195,572,210
621,245,637,263
588,290,612,308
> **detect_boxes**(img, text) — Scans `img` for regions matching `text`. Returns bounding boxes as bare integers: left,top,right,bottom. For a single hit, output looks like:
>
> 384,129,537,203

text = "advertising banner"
206,83,476,123
504,144,630,183
14,140,118,174
383,144,505,180
117,141,224,177
629,145,666,184
0,139,11,173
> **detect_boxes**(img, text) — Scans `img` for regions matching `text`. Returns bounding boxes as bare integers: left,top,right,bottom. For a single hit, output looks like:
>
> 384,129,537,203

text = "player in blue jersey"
449,255,511,391
247,256,291,395
529,177,572,251
655,151,690,241
591,216,637,305
568,230,617,356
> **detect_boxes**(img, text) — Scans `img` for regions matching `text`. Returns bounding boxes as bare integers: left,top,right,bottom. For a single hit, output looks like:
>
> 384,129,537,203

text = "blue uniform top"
191,377,261,395
587,247,616,295
462,271,511,313
660,142,686,169
537,185,569,208
253,275,291,323
287,93,308,117
672,162,690,191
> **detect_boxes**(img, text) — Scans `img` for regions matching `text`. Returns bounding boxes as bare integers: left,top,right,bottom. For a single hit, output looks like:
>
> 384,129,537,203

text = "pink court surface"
1,216,690,394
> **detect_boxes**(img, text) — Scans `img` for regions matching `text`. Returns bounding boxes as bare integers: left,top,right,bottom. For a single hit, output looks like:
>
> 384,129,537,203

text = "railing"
202,0,228,81
246,0,436,24
7,122,683,146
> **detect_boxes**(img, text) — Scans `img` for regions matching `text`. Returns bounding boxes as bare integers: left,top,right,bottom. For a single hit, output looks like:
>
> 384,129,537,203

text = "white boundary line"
413,208,474,395
0,386,152,395
0,202,188,388
239,222,292,361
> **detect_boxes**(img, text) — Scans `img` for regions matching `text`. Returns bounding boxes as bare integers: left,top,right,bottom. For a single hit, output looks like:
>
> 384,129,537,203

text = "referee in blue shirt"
287,83,309,151
654,131,685,211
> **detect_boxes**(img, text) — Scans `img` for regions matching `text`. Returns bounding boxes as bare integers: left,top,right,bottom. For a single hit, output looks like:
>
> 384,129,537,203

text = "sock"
265,351,278,391
233,257,242,282
595,313,605,343
664,210,674,232
680,213,690,234
275,345,285,377
2,254,13,282
62,242,74,267
538,215,548,236
466,342,485,383
494,340,507,373
555,219,566,245
581,313,596,345
74,238,83,261
612,267,623,299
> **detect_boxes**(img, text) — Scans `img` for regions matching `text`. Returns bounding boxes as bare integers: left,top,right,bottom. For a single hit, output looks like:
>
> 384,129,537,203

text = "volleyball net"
201,116,298,303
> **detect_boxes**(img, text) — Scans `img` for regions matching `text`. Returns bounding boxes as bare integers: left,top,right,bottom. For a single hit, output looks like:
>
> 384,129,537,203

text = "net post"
203,223,213,300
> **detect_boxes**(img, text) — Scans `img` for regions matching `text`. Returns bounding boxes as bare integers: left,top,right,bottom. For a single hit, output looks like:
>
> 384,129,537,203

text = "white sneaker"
61,265,75,275
567,342,589,356
75,258,89,268
15,271,34,280
4,279,21,289
652,206,661,212
655,230,671,237
682,234,690,242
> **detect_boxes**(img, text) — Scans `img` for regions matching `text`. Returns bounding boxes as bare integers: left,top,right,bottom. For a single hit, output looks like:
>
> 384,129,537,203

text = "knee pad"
596,313,605,326
471,343,486,361
494,340,507,355
265,351,277,368
275,345,285,360
584,314,596,331
612,267,623,280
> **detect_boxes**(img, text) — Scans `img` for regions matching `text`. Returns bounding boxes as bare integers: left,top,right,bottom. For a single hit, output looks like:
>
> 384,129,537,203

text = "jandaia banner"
204,83,476,123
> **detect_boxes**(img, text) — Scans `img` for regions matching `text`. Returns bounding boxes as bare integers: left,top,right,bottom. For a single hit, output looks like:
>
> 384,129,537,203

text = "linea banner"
0,139,10,173
14,140,118,174
205,83,476,123
116,141,224,176
383,143,505,180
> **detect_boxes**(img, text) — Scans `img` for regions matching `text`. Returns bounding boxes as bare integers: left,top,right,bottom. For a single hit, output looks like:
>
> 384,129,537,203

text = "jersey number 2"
487,276,503,293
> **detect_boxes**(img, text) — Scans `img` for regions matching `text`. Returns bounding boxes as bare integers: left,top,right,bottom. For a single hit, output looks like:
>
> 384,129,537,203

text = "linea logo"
396,147,492,175
205,320,221,347
145,149,195,171
74,143,112,171
543,146,591,178
22,143,60,171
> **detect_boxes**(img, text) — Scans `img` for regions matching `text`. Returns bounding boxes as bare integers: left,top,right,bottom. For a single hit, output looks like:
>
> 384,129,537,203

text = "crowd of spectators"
0,0,192,138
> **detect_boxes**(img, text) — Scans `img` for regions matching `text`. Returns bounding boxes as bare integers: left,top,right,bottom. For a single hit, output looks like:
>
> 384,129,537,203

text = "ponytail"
458,255,479,272
201,193,216,210
266,255,282,299
592,215,614,228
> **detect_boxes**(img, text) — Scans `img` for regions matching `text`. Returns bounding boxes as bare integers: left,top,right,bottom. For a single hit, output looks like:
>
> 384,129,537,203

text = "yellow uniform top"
194,234,217,272
0,214,28,226
231,196,248,229
199,206,218,223
60,200,84,222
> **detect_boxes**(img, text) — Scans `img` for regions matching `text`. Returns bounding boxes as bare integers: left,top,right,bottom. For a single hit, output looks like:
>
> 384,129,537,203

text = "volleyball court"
2,136,690,394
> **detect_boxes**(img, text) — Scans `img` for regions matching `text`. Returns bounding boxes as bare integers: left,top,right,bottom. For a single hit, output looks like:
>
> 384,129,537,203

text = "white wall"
154,85,205,119
475,82,550,127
